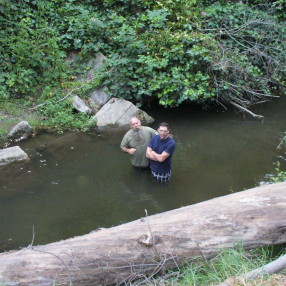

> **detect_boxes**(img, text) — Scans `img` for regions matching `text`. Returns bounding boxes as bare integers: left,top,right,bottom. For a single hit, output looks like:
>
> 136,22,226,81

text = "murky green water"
0,97,285,251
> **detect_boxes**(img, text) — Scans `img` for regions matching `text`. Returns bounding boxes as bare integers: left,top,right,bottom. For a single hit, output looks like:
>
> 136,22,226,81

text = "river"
0,97,285,251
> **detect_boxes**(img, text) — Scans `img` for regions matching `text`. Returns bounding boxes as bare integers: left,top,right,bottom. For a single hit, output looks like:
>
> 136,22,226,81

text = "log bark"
0,182,286,286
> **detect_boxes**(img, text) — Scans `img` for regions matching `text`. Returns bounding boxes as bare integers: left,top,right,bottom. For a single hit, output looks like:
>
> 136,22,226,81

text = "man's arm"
121,132,136,155
146,147,156,160
146,147,170,162
151,151,170,162
121,146,136,155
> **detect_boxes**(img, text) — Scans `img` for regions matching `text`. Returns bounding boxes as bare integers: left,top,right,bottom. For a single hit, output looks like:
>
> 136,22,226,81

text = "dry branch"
32,86,84,110
230,101,264,119
217,254,286,286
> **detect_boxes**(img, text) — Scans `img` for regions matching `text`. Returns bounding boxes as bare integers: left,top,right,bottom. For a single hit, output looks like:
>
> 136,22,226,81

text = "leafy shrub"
201,2,286,108
1,0,285,131
265,161,286,184
0,1,70,99
38,99,95,131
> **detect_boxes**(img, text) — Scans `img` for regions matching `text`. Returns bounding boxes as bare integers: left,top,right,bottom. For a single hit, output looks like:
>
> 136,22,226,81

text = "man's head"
158,122,170,140
130,117,142,131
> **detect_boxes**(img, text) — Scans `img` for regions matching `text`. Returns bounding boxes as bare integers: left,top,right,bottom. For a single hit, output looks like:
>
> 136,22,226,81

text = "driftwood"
230,101,264,119
217,254,286,286
0,182,286,286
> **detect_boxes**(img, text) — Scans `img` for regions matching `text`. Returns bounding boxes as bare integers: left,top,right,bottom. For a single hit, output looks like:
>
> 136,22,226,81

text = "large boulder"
0,146,29,166
93,98,154,127
88,88,111,112
7,121,33,140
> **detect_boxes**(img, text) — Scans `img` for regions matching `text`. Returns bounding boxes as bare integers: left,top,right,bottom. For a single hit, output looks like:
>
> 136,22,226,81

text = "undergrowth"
145,244,286,286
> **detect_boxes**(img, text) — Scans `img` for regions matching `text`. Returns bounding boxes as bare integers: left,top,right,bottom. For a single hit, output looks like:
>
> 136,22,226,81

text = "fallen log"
0,182,286,286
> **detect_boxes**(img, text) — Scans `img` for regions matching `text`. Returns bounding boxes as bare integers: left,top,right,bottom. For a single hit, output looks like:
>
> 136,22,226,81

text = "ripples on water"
0,98,285,251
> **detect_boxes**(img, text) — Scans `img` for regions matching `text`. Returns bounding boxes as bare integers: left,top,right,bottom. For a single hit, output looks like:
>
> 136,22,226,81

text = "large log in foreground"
0,182,286,286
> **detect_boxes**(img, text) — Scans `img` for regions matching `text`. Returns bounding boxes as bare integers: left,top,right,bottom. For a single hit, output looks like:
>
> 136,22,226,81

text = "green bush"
0,1,70,99
38,99,95,131
1,0,285,130
265,161,286,184
201,2,286,107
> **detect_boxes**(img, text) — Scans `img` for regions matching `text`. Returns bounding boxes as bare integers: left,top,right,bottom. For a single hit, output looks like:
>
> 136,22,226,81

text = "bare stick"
216,254,286,286
32,86,84,110
25,226,73,286
145,209,155,249
230,101,264,119
277,136,286,149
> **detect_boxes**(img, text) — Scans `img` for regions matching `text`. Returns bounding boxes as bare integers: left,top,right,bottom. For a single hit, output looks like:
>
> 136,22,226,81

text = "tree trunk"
0,182,286,286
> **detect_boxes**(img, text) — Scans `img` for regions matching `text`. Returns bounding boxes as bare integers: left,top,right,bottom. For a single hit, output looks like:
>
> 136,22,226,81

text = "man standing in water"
146,122,176,183
121,117,157,169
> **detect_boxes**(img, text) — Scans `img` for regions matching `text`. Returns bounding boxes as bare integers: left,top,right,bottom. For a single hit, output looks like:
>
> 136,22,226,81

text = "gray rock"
72,95,93,114
85,53,107,82
88,88,111,112
7,121,33,140
93,98,154,127
0,146,29,166
66,52,107,82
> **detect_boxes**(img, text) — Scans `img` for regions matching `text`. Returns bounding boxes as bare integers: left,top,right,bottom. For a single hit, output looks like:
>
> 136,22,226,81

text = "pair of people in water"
120,117,176,183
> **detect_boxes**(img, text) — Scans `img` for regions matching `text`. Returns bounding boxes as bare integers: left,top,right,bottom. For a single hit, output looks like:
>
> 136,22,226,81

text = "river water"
0,97,285,251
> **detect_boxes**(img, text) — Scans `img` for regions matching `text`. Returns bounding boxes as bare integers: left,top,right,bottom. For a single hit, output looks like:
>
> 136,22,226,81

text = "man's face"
158,126,169,140
130,118,142,131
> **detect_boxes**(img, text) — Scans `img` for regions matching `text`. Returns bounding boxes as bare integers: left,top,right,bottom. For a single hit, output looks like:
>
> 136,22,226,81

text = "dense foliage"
0,0,285,128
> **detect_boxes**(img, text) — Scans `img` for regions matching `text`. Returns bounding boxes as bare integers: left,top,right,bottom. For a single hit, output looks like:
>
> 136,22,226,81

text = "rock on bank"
93,97,154,127
0,146,29,166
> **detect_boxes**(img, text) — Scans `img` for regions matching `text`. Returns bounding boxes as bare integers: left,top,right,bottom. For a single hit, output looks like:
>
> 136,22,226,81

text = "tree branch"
230,101,264,119
216,254,286,286
32,86,84,110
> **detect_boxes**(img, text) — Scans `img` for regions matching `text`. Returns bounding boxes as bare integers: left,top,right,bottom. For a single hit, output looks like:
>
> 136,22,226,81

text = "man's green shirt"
121,126,157,167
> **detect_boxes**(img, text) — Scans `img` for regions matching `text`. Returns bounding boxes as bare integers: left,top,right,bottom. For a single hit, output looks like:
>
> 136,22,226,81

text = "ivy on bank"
0,0,285,129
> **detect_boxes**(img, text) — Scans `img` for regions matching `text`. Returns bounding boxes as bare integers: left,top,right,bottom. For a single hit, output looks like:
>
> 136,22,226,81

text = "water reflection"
0,98,286,251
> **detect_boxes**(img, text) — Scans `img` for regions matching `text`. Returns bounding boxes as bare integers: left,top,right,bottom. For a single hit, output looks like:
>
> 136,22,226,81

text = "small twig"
25,226,73,286
277,136,286,150
27,225,35,249
223,28,250,50
252,100,269,105
145,209,155,248
221,81,278,98
31,248,73,286
124,254,177,286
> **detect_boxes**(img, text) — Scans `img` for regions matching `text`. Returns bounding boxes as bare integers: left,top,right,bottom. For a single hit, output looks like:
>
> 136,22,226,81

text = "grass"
0,99,42,145
142,244,286,286
0,97,96,144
